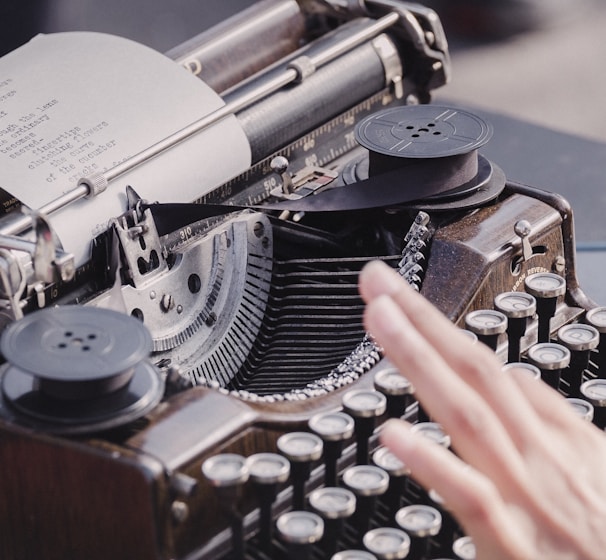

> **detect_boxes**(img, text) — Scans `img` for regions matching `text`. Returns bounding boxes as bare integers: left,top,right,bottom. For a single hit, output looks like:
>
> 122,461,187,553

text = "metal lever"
0,213,75,284
514,219,533,261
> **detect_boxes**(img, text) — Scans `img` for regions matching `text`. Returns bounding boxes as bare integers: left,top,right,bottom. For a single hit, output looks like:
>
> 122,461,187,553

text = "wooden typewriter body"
0,185,595,560
0,2,600,559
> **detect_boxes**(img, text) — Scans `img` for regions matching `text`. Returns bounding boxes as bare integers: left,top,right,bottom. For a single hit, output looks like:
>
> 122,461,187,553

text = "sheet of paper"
0,32,251,264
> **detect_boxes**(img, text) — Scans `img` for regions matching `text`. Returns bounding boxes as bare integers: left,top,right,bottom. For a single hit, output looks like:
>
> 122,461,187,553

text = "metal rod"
0,12,399,238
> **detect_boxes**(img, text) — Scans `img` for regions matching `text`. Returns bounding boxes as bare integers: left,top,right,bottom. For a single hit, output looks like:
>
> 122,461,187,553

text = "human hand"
359,260,606,560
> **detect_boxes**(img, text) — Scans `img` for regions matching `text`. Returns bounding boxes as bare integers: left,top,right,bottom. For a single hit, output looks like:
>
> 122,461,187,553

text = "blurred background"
2,0,606,298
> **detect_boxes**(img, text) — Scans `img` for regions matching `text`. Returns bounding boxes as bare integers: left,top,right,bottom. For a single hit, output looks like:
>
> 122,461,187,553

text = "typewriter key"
464,309,507,351
342,389,387,464
527,342,570,390
309,411,355,487
395,504,442,558
277,431,323,510
246,452,290,552
362,527,411,560
202,453,249,488
494,291,536,362
343,465,390,497
452,535,476,560
373,367,415,418
373,446,410,515
309,486,356,555
524,272,566,343
202,454,249,559
558,323,599,396
410,422,451,448
459,329,478,343
0,306,162,434
277,510,324,560
502,362,541,380
332,551,378,560
566,397,594,422
343,464,390,538
585,306,606,376
580,379,606,429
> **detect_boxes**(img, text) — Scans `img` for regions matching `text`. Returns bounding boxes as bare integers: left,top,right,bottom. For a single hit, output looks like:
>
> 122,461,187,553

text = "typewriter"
0,1,604,559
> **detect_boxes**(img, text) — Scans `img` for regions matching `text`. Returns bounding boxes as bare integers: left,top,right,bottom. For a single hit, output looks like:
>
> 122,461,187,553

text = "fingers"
360,260,544,451
380,419,518,552
364,288,527,486
509,369,602,438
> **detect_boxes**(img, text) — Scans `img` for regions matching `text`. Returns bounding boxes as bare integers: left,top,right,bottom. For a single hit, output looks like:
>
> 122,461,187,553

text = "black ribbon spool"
0,306,163,434
349,104,501,209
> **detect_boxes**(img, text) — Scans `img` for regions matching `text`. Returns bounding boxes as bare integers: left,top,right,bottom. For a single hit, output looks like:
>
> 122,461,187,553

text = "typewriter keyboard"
200,269,606,560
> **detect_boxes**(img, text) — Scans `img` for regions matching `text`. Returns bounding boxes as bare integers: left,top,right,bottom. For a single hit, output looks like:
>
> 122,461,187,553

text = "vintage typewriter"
0,1,604,559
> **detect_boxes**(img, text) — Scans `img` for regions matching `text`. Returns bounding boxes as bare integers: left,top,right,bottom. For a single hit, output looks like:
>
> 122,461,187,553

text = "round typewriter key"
342,389,387,418
202,453,249,487
586,306,606,377
373,367,415,397
277,432,323,462
309,486,357,519
581,379,606,428
277,432,323,510
527,342,570,390
246,452,290,553
524,272,566,343
494,291,536,319
460,329,478,343
524,271,566,299
558,323,599,396
309,411,354,486
566,398,594,422
464,309,507,351
395,504,442,537
373,446,410,478
309,411,355,442
494,291,536,362
246,452,290,485
502,362,541,380
373,367,415,418
396,504,442,558
202,453,249,558
452,535,476,560
309,486,357,555
410,422,451,448
373,446,410,515
342,389,387,464
558,323,600,351
343,464,390,537
586,307,606,332
277,510,324,559
343,465,390,497
362,527,411,560
332,551,377,560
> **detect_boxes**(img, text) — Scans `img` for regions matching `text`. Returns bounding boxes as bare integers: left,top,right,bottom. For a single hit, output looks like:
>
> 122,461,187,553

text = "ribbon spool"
345,104,506,211
0,306,163,434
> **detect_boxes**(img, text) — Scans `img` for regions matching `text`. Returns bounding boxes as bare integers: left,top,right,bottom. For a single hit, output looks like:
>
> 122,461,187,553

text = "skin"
359,260,606,559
